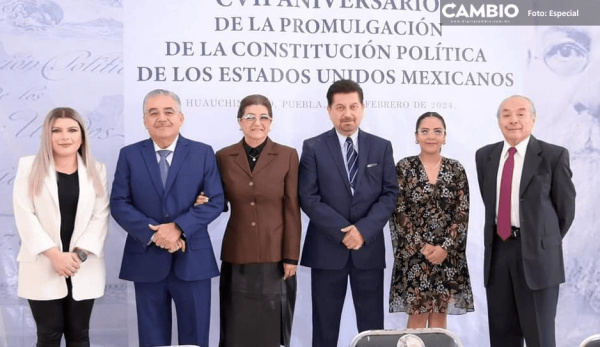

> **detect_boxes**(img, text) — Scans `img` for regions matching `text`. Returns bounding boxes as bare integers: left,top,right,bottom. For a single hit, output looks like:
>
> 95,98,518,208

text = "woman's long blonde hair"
29,107,104,198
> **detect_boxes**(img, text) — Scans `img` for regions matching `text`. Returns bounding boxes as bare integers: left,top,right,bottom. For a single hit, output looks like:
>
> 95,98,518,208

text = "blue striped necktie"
158,150,172,188
346,137,358,189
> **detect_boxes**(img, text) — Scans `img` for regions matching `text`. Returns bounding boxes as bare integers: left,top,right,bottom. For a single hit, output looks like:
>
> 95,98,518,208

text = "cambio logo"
442,3,519,18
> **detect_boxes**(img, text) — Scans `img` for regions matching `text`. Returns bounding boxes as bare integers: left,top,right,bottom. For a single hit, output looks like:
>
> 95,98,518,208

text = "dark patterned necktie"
497,147,516,240
346,137,358,189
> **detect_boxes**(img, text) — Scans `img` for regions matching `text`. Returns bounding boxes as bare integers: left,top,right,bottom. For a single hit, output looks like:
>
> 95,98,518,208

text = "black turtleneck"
242,138,268,171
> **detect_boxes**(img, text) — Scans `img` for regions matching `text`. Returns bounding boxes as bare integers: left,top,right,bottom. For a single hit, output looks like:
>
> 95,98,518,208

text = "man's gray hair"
496,95,537,120
142,89,182,114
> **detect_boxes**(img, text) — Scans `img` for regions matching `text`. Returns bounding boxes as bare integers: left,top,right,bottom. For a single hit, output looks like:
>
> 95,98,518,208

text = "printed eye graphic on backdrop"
541,28,590,76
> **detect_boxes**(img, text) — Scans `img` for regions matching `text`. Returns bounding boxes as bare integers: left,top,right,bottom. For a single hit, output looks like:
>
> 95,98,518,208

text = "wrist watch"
75,249,88,262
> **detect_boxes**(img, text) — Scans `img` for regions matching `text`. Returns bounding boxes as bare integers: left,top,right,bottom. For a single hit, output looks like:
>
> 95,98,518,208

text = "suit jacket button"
251,222,256,227
250,201,255,206
249,181,254,186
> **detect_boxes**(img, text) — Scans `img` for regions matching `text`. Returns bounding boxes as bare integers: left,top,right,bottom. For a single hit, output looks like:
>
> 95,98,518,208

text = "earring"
415,140,419,144
443,142,446,145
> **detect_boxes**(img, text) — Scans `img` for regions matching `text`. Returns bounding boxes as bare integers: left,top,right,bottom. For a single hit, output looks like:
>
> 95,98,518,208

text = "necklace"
420,156,442,170
248,150,260,162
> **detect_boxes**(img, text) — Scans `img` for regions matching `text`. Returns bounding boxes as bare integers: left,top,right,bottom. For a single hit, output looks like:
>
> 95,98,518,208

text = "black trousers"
311,258,384,347
486,234,559,347
28,279,95,347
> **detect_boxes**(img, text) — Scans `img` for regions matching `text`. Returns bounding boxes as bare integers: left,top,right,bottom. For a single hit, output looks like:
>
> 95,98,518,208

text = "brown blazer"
216,138,301,264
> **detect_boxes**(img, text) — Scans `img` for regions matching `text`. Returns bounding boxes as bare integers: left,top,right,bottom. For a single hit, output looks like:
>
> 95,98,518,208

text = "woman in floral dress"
389,112,474,328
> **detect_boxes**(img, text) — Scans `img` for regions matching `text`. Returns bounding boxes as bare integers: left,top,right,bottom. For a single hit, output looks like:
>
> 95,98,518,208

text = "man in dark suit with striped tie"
476,95,576,347
299,79,398,347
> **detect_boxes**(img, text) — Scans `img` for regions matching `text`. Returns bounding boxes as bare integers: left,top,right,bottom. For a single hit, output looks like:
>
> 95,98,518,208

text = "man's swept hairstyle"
326,79,364,106
496,95,537,120
142,89,182,114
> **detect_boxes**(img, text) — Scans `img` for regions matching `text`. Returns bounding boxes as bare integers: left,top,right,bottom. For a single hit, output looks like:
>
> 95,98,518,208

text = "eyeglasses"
531,27,591,76
418,129,445,136
241,114,272,122
543,42,589,76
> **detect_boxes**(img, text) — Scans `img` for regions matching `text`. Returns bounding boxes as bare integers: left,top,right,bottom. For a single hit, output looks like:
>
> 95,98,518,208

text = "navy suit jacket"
299,128,398,270
111,135,224,282
476,135,576,290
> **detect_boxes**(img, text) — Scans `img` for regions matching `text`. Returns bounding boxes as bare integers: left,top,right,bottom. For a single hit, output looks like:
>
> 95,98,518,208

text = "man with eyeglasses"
475,95,575,347
298,79,398,347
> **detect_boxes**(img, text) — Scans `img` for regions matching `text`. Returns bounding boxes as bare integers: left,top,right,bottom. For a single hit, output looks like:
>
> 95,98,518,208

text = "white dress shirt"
495,136,530,228
153,134,179,165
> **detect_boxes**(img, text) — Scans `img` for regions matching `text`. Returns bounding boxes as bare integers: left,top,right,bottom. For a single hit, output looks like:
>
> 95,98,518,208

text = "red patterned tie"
497,147,516,240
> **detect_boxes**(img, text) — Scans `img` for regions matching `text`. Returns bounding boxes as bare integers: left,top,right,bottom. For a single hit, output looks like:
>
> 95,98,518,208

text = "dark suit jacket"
216,138,301,264
111,135,224,282
299,128,398,270
476,135,575,290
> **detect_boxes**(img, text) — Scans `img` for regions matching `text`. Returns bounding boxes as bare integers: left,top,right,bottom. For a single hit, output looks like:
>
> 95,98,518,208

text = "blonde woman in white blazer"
13,107,109,347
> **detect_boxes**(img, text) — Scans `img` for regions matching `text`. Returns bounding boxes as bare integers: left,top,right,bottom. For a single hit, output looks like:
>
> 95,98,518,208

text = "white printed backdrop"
0,1,598,346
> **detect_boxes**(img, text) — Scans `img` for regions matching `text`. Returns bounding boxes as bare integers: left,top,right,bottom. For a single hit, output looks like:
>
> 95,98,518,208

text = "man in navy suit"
299,79,398,347
111,89,224,347
476,95,575,347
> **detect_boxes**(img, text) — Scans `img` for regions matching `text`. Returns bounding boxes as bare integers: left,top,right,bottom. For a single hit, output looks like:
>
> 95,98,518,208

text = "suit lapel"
484,142,503,208
43,165,60,210
231,140,253,178
252,138,277,176
356,130,368,189
141,139,164,196
325,129,352,194
166,136,190,192
42,164,61,236
520,136,542,197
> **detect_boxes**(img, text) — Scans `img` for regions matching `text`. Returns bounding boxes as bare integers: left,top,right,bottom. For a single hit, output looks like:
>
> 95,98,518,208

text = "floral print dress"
389,156,474,315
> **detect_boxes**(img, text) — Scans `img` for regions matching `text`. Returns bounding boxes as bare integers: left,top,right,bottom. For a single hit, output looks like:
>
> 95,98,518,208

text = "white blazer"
13,155,109,301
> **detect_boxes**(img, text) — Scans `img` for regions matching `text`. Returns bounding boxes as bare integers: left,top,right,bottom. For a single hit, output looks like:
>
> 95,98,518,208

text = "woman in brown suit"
211,94,301,347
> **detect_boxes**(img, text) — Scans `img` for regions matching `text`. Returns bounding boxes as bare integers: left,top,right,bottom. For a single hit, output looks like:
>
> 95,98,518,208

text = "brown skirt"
219,262,296,347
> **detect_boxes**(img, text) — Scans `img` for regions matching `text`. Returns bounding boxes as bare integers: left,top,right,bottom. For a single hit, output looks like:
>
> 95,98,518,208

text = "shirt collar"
502,135,530,158
242,137,268,154
153,134,179,153
335,129,359,150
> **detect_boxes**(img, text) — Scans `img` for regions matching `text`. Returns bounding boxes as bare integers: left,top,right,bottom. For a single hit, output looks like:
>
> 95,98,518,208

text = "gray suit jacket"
475,135,575,290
